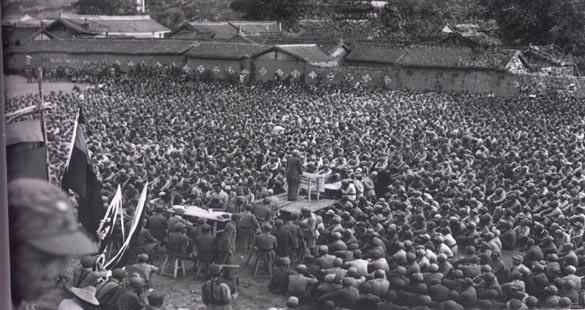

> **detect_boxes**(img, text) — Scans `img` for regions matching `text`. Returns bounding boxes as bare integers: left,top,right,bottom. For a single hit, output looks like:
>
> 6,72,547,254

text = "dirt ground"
28,248,522,310
3,75,90,98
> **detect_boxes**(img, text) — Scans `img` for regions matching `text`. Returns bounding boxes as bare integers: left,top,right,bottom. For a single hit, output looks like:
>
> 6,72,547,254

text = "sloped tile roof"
50,14,169,34
187,22,238,40
398,46,519,71
345,44,406,64
345,44,519,71
274,44,334,63
9,39,195,55
185,42,269,59
229,21,281,34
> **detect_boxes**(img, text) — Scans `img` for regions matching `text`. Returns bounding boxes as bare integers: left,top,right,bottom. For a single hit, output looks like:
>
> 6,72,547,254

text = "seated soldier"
269,257,294,294
128,254,159,290
70,255,109,289
288,264,319,301
319,277,360,309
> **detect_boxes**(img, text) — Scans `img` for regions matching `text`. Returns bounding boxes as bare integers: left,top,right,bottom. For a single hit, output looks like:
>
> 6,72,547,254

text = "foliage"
75,0,135,15
229,0,307,24
380,0,447,37
480,0,585,50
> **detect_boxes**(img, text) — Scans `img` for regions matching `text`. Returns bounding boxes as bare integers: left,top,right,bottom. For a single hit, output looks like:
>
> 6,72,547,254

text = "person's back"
96,278,123,310
282,221,303,249
256,231,277,251
148,212,167,242
253,202,272,223
274,223,294,258
115,287,142,310
167,230,189,258
202,278,232,309
288,273,310,295
201,264,233,310
196,229,217,262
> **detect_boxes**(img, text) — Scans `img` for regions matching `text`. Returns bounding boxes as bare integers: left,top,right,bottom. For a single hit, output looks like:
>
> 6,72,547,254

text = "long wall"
304,65,519,96
7,52,186,72
7,50,520,96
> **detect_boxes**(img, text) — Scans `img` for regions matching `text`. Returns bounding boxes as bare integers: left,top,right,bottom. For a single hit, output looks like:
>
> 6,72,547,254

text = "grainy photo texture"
3,0,585,310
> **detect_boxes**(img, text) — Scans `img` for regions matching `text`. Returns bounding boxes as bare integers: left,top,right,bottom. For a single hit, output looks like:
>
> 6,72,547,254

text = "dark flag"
6,119,48,181
62,107,104,240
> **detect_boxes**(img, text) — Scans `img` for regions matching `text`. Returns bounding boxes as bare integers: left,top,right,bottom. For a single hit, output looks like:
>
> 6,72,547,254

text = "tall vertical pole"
37,67,51,182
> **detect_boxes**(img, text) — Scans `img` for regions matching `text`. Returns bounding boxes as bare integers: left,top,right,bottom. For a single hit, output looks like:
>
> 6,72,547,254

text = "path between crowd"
3,75,90,98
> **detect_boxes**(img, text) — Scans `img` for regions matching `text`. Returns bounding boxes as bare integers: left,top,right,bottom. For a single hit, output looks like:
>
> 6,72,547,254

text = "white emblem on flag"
227,67,235,74
362,74,372,83
128,60,135,67
260,67,268,76
197,65,205,73
212,66,221,74
114,60,121,65
309,71,317,79
292,69,300,78
345,73,354,81
241,69,250,75
327,72,335,81
276,68,284,76
183,64,190,72
384,75,392,85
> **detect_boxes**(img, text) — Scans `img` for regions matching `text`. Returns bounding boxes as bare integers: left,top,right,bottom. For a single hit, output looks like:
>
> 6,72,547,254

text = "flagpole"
37,67,51,182
61,108,80,188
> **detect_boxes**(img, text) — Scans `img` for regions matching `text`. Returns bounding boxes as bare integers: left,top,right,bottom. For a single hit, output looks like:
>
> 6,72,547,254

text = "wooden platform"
255,193,337,214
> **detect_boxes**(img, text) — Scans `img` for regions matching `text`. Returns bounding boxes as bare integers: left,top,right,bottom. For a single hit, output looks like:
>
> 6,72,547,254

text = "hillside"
1,0,242,23
2,0,76,18
2,0,483,26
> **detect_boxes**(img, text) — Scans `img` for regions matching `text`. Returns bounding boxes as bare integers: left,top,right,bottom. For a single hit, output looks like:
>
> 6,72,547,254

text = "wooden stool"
161,255,186,279
195,260,213,278
253,251,273,277
219,264,240,287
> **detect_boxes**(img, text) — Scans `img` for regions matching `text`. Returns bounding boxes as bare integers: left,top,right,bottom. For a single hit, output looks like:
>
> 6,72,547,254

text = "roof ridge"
59,14,152,21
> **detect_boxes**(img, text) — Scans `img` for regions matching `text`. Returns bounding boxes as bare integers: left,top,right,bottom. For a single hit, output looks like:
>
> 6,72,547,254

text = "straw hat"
70,286,100,305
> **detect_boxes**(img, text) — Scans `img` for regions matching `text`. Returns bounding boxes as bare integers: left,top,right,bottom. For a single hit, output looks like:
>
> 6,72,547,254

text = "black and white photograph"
3,0,585,309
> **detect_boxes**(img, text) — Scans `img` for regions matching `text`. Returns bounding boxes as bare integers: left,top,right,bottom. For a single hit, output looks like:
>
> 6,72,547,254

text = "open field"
4,75,90,98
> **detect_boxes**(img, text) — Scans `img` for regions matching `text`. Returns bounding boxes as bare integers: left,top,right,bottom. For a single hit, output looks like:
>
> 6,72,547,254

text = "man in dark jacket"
286,150,303,201
147,206,168,243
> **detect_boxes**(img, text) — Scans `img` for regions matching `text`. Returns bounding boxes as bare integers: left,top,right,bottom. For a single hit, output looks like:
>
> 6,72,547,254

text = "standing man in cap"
8,179,97,310
218,214,239,268
286,150,303,201
202,264,233,310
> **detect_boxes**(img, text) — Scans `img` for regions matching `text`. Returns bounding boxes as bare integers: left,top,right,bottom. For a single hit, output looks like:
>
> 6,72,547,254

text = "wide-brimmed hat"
8,179,97,256
71,286,99,305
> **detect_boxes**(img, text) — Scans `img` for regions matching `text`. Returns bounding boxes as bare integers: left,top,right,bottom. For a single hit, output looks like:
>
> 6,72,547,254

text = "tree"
381,0,447,37
480,0,585,50
229,0,306,23
75,0,136,15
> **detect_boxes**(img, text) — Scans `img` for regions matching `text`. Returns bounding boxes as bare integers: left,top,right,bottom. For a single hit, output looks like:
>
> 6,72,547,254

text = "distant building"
522,44,577,76
442,23,502,47
2,18,54,46
6,39,194,71
40,14,170,39
253,44,337,82
166,21,282,41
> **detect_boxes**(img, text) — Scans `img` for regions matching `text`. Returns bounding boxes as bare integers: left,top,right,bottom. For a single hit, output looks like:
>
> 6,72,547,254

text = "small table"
173,205,231,236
